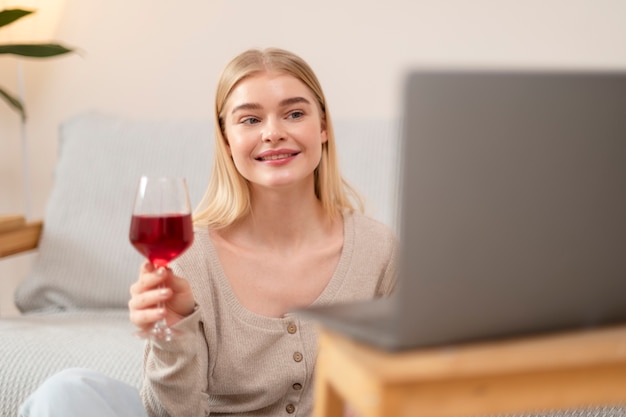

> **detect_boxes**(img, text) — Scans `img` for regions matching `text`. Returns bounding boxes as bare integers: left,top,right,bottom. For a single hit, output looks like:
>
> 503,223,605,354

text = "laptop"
296,69,626,351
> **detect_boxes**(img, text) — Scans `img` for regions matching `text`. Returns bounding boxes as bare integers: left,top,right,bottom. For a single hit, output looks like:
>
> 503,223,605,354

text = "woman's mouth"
256,152,299,161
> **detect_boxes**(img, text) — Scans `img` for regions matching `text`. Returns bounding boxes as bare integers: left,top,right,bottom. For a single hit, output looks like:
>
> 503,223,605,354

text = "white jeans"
19,368,146,417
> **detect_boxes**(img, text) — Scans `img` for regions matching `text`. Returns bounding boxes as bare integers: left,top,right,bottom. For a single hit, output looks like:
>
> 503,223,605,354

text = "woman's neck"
221,184,338,253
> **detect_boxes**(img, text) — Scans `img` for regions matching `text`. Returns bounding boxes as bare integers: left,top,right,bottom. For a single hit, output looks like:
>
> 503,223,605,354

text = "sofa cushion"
15,112,214,312
0,310,144,417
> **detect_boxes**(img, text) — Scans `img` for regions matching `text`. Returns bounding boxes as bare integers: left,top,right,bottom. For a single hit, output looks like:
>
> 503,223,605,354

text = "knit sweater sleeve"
141,310,210,417
140,234,212,417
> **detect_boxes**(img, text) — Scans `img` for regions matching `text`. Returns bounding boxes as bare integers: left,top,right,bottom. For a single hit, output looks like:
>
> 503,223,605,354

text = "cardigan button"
292,382,303,391
293,352,303,362
287,323,297,334
286,404,296,414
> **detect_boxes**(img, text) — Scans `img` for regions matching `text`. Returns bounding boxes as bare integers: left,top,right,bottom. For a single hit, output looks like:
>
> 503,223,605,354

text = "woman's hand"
128,261,196,332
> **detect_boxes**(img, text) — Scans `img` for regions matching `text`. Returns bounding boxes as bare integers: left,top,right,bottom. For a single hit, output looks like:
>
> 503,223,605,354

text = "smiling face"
221,71,328,194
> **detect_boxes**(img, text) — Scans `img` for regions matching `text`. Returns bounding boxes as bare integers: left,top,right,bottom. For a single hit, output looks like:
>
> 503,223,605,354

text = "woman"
20,47,397,417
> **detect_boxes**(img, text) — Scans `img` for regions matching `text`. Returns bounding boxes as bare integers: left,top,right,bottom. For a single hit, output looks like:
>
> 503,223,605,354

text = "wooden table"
0,215,42,258
314,325,626,417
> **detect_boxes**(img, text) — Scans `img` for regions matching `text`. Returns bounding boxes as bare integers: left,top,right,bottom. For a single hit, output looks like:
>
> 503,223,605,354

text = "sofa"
0,112,402,416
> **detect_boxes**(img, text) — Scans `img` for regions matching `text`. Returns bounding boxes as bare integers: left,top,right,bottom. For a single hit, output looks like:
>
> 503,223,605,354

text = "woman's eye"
288,111,304,120
241,117,260,125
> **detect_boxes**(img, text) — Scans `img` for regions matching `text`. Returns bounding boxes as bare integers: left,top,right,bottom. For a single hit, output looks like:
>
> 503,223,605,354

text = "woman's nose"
262,118,285,142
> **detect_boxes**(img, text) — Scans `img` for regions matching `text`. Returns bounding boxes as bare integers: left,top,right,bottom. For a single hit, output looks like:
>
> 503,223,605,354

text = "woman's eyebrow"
231,102,262,114
230,97,312,115
280,96,311,107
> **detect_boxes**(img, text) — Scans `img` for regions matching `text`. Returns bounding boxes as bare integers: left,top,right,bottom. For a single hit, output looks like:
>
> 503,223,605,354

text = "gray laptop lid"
394,69,626,348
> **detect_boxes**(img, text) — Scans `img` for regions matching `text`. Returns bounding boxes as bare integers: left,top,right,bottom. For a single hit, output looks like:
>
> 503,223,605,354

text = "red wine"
129,213,193,267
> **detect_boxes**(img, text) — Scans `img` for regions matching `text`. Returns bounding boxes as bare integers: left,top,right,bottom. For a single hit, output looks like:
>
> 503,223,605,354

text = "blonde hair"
193,47,363,229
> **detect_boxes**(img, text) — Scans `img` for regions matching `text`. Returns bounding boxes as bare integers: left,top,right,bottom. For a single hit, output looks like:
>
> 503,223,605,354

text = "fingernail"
157,267,166,276
160,289,168,296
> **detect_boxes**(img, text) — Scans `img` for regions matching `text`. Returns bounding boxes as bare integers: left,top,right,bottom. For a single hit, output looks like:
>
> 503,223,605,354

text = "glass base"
134,319,180,342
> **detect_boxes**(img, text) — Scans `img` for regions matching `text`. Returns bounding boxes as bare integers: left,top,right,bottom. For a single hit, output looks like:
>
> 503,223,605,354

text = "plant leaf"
0,85,26,121
0,9,34,29
0,43,74,57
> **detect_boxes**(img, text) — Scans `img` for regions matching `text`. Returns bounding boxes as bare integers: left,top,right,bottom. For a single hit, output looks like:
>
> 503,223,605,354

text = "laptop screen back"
395,70,626,346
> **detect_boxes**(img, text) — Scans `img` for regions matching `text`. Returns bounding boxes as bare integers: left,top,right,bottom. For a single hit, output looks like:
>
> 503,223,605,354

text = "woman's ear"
219,117,232,155
225,138,232,156
320,118,328,143
221,128,232,156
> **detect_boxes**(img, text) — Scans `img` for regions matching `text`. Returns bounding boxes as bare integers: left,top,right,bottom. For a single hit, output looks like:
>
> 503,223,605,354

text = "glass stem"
151,267,173,341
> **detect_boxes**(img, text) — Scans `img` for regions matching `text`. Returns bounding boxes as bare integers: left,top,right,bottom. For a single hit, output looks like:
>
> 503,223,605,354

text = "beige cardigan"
142,211,398,417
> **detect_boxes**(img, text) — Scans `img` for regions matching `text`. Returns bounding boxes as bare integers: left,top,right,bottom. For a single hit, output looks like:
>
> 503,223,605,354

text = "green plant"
0,8,74,121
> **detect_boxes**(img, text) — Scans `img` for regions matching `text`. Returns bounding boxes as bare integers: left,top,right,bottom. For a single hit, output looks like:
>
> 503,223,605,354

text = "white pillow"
16,112,213,312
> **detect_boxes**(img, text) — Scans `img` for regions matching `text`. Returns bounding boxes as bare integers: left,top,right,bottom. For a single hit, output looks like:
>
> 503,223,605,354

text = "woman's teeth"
260,153,292,161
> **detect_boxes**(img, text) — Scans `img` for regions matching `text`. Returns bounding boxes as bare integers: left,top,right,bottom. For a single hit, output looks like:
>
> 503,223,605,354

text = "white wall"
1,0,626,315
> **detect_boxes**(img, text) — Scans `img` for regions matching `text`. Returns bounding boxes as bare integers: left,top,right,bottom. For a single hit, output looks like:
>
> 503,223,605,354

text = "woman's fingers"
140,260,155,274
129,263,196,328
129,287,171,311
128,283,170,328
129,263,173,328
129,305,166,328
130,264,170,296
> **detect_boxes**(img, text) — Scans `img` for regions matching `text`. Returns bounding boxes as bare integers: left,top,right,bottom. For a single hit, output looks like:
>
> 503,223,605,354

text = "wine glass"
129,176,194,341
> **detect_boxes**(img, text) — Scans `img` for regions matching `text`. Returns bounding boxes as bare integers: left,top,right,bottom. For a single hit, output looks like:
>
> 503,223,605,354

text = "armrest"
0,215,43,258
